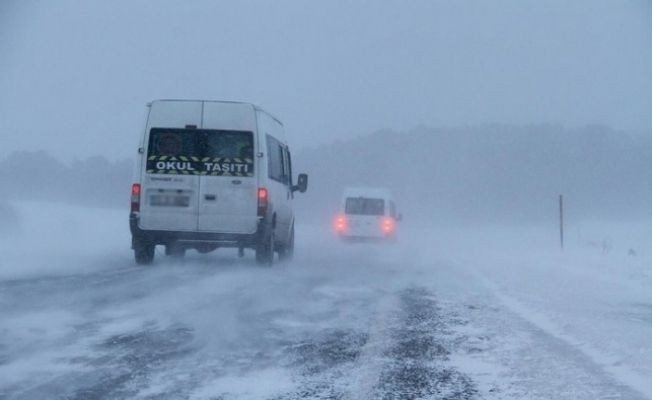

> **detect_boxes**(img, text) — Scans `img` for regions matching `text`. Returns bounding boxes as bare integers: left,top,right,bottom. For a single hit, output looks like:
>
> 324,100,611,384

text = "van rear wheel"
278,224,294,262
255,232,274,266
134,242,155,265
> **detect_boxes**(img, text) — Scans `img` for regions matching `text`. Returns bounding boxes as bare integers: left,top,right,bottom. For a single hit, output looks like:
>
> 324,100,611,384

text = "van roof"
148,99,283,126
342,187,393,199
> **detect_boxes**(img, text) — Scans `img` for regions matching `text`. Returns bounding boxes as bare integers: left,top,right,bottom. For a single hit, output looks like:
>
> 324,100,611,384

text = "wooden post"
559,194,564,251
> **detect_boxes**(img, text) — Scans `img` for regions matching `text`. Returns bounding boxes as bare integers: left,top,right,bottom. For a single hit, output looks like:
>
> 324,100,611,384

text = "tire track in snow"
341,292,401,400
370,287,476,400
281,286,478,400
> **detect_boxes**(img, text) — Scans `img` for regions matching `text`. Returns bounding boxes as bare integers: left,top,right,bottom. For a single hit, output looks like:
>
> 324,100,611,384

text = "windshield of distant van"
345,197,385,216
146,128,254,176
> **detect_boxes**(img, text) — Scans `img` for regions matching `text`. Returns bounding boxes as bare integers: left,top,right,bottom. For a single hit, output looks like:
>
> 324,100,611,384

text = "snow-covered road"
1,202,652,399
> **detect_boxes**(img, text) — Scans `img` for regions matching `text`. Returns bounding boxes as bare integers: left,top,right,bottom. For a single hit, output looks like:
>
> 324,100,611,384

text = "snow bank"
0,201,130,280
403,221,652,397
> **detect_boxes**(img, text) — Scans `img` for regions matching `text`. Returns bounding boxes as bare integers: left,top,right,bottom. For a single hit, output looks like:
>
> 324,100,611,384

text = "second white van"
334,187,400,242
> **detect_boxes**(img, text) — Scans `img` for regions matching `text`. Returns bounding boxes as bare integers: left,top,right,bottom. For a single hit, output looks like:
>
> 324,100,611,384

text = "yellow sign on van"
146,156,254,177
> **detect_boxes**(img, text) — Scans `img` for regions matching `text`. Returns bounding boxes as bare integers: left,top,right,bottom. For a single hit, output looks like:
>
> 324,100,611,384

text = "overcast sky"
1,1,651,161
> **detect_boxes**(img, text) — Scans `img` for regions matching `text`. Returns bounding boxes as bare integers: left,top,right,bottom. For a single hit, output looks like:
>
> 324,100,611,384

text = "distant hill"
293,124,652,225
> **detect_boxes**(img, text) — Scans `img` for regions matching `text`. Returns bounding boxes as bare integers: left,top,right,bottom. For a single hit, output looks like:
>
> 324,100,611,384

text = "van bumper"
130,213,265,249
337,232,397,243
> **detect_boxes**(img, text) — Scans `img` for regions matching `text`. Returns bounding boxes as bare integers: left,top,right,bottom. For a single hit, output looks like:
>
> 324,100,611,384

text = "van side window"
267,135,287,185
390,201,396,218
286,150,293,187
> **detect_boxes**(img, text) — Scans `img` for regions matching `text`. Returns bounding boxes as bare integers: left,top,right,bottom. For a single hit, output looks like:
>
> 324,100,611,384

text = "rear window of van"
148,128,253,159
345,197,385,216
146,128,254,176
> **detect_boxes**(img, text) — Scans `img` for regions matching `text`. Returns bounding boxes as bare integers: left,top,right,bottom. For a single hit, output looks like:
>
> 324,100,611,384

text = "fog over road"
3,2,652,398
1,203,651,399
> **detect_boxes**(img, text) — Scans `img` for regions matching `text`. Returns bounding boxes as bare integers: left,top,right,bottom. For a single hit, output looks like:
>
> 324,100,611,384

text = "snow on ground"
413,222,652,396
1,201,651,399
0,201,129,280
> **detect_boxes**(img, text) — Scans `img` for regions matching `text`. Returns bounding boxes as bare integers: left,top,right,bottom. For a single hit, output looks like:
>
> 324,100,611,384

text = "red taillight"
131,183,141,212
257,187,268,216
334,215,348,232
381,217,395,234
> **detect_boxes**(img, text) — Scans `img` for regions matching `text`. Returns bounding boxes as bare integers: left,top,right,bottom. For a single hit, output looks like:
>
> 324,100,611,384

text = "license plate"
150,194,190,207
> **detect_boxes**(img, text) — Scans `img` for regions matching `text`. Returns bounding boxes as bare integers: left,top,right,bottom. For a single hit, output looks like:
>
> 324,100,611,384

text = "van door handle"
204,194,217,201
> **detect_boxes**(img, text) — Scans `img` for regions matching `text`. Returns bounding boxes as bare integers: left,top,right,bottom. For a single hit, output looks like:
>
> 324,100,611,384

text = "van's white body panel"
258,111,293,237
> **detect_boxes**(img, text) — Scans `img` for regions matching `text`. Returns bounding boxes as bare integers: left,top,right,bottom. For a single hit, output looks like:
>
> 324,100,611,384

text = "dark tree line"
0,151,133,209
293,124,652,224
2,123,651,224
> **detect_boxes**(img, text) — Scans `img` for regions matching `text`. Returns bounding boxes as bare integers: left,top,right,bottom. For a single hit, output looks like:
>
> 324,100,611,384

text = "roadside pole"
559,194,564,251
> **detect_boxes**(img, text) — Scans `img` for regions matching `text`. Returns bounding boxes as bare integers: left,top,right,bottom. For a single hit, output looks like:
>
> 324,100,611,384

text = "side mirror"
397,213,403,222
293,173,308,193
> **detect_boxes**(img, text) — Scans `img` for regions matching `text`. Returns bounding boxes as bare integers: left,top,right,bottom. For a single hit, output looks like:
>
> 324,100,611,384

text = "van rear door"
344,197,386,237
196,129,258,234
195,102,259,234
139,101,203,232
140,127,202,231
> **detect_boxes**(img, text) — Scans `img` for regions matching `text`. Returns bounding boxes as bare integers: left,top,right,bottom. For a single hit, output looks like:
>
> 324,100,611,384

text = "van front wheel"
134,242,155,265
255,232,274,266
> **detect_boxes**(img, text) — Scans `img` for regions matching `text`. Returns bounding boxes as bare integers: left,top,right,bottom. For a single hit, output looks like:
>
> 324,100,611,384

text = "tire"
255,231,274,266
278,224,294,262
134,242,155,265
